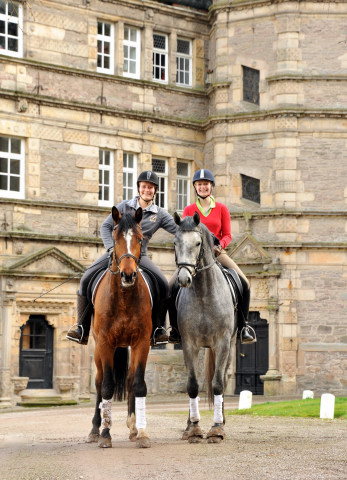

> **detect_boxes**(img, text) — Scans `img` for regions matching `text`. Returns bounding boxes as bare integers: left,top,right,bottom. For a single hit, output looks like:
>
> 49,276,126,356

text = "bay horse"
173,212,237,443
87,206,152,448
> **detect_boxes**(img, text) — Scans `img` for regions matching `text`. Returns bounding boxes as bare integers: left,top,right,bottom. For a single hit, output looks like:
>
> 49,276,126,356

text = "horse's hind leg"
87,354,102,443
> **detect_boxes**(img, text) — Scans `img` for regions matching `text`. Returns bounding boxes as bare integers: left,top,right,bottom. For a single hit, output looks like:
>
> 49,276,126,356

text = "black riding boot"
167,282,181,344
238,281,256,345
66,292,93,345
151,297,169,346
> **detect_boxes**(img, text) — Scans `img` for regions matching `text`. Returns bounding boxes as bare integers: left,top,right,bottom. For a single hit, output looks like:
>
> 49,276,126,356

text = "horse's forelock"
178,217,214,251
116,212,142,238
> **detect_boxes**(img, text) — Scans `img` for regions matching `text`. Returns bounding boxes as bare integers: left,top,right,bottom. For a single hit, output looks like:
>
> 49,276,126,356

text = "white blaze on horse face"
124,229,133,255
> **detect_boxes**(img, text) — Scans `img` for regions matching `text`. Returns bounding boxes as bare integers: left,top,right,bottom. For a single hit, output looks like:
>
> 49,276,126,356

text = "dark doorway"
235,312,268,395
19,315,54,389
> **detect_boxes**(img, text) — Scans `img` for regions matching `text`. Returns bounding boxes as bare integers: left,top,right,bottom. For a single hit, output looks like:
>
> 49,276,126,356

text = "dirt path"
0,397,346,480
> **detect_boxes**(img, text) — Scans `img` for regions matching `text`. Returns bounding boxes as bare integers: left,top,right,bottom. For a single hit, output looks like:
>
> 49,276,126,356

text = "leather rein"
175,230,216,278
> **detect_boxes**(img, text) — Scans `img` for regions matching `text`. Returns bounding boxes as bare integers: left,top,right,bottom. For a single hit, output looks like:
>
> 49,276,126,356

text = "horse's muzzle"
178,268,192,288
120,271,137,287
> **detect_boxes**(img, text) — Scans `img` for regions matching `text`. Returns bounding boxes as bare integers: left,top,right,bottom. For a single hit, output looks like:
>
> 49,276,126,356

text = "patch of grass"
226,397,347,419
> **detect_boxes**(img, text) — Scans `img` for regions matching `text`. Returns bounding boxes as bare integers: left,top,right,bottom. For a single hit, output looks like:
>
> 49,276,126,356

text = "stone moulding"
11,376,29,394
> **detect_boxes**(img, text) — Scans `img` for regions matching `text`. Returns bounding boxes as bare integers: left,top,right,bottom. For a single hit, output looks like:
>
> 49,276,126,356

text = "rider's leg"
167,271,181,344
217,251,256,344
140,256,170,345
66,252,109,344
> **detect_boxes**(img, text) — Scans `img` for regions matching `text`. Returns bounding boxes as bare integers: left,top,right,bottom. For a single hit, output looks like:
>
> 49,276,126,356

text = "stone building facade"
0,0,346,406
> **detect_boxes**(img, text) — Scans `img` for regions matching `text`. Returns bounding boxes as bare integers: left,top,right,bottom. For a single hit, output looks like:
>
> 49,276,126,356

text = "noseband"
175,230,216,277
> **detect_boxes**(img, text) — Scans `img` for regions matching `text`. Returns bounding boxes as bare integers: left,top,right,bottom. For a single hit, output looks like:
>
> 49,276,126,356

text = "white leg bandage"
135,397,147,430
99,398,112,430
213,394,223,424
189,396,200,423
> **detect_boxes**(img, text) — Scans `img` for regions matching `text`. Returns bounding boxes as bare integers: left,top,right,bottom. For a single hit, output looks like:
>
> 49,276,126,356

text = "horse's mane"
178,216,214,251
117,212,143,238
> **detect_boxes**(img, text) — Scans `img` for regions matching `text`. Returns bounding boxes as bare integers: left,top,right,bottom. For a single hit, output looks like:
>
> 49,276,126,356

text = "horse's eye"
196,241,201,247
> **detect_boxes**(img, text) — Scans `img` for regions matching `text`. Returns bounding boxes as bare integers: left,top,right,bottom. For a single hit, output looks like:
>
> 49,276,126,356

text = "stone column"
169,31,177,85
0,293,15,407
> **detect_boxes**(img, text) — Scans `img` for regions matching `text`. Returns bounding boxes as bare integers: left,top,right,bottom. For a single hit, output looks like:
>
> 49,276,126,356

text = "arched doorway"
235,312,269,395
19,315,54,389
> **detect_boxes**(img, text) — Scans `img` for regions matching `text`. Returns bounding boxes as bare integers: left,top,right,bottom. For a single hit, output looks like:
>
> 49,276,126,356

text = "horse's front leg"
128,341,151,448
97,344,115,448
206,340,230,444
87,351,102,443
182,344,204,443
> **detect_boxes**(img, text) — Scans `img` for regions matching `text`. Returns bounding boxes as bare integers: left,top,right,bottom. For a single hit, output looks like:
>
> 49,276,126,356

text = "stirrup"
151,327,169,346
66,323,84,343
240,325,257,344
167,326,181,344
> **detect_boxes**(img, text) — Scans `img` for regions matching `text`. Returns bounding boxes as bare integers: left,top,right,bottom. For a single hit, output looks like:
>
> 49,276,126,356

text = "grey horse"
173,212,237,443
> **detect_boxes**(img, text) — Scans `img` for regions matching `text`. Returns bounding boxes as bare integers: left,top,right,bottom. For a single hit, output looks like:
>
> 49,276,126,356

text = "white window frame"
123,26,141,79
176,38,192,87
152,158,168,209
176,161,190,211
0,1,23,58
0,136,25,199
122,152,137,200
97,21,114,75
98,149,114,207
153,33,168,84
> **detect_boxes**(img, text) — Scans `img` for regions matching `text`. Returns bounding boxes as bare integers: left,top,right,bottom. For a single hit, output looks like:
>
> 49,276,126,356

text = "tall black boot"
168,282,181,344
238,281,256,345
66,292,93,345
151,297,169,346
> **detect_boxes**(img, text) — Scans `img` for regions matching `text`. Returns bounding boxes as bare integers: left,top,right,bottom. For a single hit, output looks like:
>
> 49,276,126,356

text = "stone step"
19,389,77,407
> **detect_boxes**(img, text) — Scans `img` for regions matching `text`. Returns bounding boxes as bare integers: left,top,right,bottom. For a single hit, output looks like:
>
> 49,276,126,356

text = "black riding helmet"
137,171,159,189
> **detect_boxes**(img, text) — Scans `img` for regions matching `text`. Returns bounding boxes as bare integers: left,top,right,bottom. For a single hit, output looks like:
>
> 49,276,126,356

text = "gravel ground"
0,396,346,480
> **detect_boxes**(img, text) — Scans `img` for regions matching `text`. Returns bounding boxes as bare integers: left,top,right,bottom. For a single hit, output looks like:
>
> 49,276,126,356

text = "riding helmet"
137,171,159,188
192,169,215,186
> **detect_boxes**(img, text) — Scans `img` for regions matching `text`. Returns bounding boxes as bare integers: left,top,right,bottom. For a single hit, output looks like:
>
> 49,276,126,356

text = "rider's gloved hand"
213,245,222,257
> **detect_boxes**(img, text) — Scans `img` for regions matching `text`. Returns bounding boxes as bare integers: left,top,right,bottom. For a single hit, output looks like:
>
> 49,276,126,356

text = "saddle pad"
91,269,153,307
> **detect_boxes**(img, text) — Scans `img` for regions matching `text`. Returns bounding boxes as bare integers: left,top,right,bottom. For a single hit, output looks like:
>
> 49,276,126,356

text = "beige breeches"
218,250,250,288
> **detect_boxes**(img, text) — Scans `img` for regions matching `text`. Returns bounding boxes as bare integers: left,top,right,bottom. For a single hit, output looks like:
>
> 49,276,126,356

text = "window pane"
129,61,136,74
177,162,188,176
0,36,5,49
128,155,133,168
0,1,5,15
99,170,102,183
11,138,20,154
130,46,136,60
241,174,260,204
152,158,165,173
153,34,166,50
98,187,102,200
0,157,8,173
104,56,109,69
10,159,19,174
123,60,128,72
104,23,110,37
97,22,103,35
104,42,110,55
104,170,109,184
97,55,102,68
99,150,103,164
0,137,9,152
0,174,7,189
177,39,190,55
8,22,18,37
97,40,102,53
103,186,109,201
8,1,18,17
8,37,18,52
0,20,5,34
104,151,110,165
130,29,136,42
10,176,20,191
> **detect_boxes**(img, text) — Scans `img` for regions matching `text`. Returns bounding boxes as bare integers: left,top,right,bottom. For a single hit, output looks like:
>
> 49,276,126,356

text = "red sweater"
182,202,232,249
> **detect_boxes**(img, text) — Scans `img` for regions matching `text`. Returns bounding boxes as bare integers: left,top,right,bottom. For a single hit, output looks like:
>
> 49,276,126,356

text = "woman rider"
67,171,177,345
182,169,256,344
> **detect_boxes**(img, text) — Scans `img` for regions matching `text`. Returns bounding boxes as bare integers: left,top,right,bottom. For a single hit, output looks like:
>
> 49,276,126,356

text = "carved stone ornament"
56,376,75,393
11,376,29,394
17,99,28,113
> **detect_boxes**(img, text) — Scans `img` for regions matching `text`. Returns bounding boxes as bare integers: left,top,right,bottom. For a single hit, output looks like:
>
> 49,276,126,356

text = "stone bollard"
239,390,252,410
320,393,335,419
303,390,314,399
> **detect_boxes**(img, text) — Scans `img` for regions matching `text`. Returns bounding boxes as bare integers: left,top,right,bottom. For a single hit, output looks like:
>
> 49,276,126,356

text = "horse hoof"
206,426,225,444
98,437,112,448
136,436,151,448
181,430,189,440
187,425,204,443
86,432,100,443
129,432,137,442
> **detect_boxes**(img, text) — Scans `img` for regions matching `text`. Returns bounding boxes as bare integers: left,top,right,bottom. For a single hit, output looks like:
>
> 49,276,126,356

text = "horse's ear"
193,212,200,226
134,207,143,224
173,212,181,225
112,206,122,224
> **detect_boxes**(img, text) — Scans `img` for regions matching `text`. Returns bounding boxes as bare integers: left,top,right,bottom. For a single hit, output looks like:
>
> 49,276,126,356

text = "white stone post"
320,393,335,419
239,390,252,410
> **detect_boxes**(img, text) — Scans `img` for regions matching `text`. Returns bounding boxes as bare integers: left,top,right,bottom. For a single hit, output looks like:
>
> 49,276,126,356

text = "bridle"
108,226,142,277
175,230,216,278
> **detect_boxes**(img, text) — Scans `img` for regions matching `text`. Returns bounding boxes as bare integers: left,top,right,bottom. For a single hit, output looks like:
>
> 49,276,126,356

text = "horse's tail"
205,348,216,408
113,347,129,401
